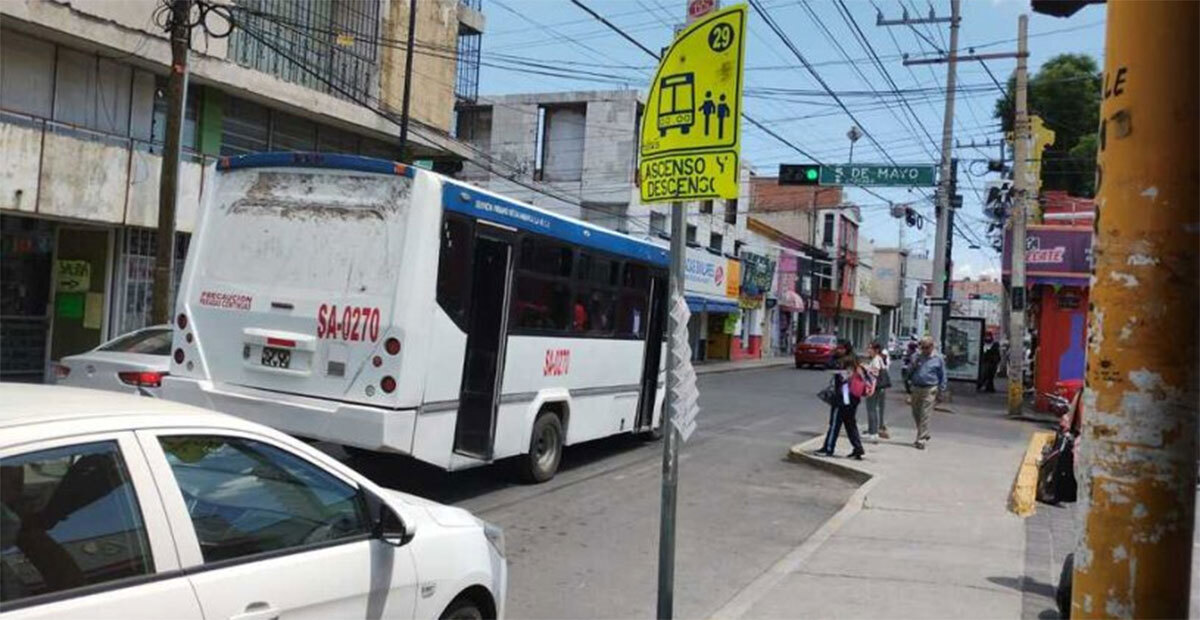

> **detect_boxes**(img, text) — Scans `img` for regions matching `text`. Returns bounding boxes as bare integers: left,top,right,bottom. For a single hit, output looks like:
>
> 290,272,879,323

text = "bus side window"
437,217,472,329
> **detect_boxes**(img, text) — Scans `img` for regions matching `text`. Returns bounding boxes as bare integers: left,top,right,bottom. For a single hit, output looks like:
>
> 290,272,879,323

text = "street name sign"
819,163,937,187
639,5,746,203
924,297,951,306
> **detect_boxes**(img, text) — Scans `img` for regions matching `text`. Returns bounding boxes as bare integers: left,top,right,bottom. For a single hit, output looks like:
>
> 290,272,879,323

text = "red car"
795,334,840,369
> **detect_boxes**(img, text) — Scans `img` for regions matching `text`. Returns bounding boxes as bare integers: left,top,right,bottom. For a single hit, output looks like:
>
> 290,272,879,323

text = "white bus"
164,153,669,482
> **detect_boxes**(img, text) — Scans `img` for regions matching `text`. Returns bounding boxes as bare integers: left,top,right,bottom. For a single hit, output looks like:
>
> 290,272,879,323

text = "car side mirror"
368,492,415,546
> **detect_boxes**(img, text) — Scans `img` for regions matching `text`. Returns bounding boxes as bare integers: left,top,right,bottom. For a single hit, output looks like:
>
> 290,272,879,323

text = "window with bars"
115,229,190,335
455,26,481,104
227,0,381,104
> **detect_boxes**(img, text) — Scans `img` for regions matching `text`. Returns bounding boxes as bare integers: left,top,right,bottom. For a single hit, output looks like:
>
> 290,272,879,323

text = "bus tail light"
176,313,188,329
174,348,185,364
385,338,401,355
119,371,167,388
380,376,397,393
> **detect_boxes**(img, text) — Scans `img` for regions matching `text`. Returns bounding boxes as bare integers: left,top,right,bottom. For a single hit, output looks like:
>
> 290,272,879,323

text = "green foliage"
993,54,1102,197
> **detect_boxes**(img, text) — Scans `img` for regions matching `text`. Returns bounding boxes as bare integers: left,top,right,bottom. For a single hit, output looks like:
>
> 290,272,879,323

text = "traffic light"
778,163,821,186
983,180,1013,221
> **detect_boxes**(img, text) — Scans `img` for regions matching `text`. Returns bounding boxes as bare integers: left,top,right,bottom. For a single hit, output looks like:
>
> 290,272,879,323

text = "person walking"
864,341,891,441
901,340,919,395
833,354,869,459
815,339,854,456
977,332,1001,393
908,337,947,450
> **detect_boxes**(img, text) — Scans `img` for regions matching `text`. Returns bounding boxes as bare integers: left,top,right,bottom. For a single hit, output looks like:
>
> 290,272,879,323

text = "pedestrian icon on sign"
700,91,716,135
716,94,730,139
700,91,731,138
656,73,695,137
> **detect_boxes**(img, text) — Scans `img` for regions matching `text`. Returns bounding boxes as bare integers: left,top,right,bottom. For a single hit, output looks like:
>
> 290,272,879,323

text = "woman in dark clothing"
833,354,867,459
815,341,862,457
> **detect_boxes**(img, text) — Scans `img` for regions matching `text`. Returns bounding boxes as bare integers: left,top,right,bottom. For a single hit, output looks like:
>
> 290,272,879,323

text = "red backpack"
848,367,875,398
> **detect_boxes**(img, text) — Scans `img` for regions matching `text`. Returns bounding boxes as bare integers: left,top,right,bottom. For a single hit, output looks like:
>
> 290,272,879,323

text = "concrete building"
871,247,908,343
848,236,879,351
0,0,486,381
814,203,877,349
457,89,766,362
903,251,934,339
951,278,1004,335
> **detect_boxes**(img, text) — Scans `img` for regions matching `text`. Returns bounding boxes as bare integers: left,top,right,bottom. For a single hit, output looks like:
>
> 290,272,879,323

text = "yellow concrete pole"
1072,2,1199,618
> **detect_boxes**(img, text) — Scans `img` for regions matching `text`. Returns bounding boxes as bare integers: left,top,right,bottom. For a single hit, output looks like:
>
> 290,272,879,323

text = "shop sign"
1003,226,1093,280
739,251,775,297
55,260,91,293
684,247,727,297
725,259,740,298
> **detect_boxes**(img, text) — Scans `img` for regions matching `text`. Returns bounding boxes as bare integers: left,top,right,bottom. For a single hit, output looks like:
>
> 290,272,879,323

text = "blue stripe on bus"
442,183,670,267
216,152,415,178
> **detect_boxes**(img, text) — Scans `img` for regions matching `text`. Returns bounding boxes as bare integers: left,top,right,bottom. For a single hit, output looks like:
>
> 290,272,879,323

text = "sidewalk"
712,386,1047,619
694,355,793,375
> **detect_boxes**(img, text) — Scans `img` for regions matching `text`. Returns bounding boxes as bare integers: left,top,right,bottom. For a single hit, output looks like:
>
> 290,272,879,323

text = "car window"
98,329,173,355
157,436,370,564
804,335,835,345
0,441,154,606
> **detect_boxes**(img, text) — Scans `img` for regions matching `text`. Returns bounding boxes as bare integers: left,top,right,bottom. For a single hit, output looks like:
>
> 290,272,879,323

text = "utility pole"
878,0,959,351
151,0,192,325
1070,1,1198,617
928,0,959,352
397,0,418,160
1006,15,1029,417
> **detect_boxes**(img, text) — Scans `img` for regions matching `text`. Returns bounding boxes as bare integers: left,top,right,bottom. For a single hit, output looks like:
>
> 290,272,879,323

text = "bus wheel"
518,409,563,483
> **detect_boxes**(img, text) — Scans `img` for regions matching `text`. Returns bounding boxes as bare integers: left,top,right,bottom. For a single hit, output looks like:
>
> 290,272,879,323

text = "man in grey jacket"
908,337,947,450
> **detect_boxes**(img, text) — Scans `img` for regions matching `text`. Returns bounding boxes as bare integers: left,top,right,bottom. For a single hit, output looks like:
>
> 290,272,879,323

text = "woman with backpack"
864,341,891,442
829,354,869,460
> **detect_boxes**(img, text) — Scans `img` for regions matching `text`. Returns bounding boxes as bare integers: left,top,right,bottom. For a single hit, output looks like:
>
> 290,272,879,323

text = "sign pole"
657,200,686,620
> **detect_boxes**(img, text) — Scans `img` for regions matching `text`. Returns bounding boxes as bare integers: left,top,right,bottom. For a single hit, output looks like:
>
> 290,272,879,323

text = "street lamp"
847,126,863,164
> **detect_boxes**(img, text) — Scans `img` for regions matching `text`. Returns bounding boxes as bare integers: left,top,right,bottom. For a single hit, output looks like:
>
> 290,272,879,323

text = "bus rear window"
202,172,410,294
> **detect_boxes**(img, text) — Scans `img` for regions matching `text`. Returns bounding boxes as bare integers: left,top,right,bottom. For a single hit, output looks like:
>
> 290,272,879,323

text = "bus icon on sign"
657,73,695,137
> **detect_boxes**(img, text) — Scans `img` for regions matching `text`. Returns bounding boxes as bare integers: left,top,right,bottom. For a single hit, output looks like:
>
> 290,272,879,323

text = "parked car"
0,384,506,620
52,325,172,396
794,334,840,369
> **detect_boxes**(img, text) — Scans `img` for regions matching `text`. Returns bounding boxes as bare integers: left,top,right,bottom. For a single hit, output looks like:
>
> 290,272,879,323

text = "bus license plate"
261,347,291,369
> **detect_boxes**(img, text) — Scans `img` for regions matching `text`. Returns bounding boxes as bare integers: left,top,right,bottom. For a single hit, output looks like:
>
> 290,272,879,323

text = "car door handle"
230,602,280,620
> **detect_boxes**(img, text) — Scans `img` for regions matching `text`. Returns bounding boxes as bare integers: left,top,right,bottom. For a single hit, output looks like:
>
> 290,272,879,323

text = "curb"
1009,430,1055,517
708,436,880,620
694,359,794,376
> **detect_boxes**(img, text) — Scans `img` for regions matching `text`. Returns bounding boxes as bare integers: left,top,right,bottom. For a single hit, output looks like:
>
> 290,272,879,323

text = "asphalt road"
337,366,858,619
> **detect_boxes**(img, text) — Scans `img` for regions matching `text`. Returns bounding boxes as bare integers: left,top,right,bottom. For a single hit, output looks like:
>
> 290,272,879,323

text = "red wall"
1034,285,1089,410
730,335,763,361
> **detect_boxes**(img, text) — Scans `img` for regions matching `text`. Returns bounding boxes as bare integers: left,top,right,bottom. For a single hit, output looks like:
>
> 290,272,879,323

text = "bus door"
453,224,515,460
636,273,668,431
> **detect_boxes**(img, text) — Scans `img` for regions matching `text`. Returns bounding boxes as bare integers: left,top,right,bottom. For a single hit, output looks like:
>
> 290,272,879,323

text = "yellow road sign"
640,4,746,203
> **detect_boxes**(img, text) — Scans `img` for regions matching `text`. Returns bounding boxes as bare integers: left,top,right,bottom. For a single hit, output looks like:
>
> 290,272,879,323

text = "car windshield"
97,328,173,355
804,335,836,345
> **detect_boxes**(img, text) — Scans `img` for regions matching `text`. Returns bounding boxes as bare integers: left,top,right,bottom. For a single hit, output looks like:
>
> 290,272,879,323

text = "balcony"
818,289,855,314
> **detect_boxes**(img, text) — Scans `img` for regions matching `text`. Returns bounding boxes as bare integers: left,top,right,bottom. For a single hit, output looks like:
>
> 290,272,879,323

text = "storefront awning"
780,291,806,312
686,294,739,314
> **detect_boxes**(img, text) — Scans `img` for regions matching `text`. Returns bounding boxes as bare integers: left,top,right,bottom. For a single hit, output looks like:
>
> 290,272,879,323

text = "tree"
994,53,1102,197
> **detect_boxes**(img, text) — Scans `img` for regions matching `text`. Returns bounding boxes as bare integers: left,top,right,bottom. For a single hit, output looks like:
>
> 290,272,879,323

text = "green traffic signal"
778,163,822,186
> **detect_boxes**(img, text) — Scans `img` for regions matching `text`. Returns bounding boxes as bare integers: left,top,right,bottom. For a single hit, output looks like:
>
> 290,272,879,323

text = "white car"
53,326,173,396
0,385,506,620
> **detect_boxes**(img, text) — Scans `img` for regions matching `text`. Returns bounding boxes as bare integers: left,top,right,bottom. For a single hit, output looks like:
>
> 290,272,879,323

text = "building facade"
0,0,485,381
871,247,907,344
458,89,766,361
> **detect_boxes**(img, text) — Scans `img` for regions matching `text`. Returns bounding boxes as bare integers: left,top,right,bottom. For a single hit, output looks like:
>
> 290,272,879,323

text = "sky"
474,0,1107,281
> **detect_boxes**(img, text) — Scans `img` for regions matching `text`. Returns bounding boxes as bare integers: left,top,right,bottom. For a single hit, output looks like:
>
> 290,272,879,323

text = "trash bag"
1037,430,1078,504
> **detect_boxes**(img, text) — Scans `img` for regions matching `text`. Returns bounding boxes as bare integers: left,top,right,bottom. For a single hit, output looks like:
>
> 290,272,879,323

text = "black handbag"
817,376,838,406
876,367,892,390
